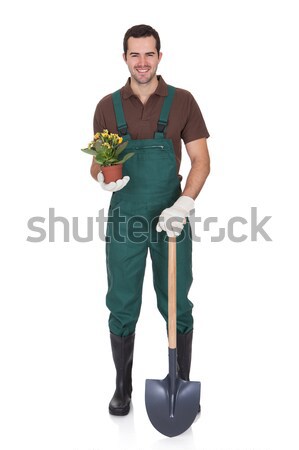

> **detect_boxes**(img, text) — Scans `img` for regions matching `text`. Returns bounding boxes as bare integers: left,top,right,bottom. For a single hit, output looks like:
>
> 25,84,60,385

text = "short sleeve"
93,102,106,135
181,93,210,144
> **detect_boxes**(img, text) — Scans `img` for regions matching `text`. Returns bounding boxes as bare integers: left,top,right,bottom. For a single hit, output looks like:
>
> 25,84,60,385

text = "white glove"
156,196,195,237
97,172,130,192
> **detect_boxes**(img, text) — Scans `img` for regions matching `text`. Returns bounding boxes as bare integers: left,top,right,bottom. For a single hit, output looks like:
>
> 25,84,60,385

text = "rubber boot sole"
109,403,130,416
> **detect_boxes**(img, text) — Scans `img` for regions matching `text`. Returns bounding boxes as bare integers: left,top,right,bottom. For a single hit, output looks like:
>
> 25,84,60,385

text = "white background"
1,0,298,449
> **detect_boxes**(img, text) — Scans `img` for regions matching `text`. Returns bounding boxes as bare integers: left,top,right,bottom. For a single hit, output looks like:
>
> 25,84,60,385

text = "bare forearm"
182,160,210,200
90,157,101,181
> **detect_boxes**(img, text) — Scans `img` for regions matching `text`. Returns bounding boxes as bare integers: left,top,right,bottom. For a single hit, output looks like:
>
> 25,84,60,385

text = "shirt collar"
122,75,168,99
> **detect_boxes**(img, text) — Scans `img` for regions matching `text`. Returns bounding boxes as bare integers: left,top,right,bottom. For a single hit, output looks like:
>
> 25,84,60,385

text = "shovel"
145,236,201,437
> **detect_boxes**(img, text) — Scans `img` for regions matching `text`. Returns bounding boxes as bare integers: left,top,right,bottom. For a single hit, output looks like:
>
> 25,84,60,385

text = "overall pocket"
117,138,179,198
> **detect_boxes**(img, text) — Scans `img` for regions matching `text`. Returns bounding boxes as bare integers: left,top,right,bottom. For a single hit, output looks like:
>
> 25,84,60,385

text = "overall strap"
154,85,176,139
112,85,176,140
112,89,131,139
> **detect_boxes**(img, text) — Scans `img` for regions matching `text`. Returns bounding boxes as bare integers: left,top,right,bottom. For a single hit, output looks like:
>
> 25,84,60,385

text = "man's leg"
105,213,148,415
149,222,194,334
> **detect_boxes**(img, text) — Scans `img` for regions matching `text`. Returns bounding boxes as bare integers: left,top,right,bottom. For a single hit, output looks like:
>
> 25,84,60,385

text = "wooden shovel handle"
168,237,177,349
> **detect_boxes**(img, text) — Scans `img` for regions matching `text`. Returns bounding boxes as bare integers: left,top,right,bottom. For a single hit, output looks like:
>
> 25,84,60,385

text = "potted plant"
81,129,134,183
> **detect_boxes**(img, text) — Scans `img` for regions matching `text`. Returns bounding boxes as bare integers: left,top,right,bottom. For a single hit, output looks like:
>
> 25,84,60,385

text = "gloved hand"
156,196,195,237
97,172,130,192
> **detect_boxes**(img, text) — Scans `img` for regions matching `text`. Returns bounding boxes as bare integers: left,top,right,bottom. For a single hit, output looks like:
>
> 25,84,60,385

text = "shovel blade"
145,375,201,437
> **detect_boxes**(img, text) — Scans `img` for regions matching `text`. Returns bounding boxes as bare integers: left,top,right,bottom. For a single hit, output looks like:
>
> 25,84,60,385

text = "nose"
137,55,148,66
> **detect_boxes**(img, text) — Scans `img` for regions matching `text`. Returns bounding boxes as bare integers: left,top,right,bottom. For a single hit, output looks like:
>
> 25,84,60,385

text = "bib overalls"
106,85,194,337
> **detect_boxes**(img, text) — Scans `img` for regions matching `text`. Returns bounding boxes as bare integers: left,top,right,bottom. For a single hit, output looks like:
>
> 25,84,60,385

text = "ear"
158,51,163,63
122,53,127,63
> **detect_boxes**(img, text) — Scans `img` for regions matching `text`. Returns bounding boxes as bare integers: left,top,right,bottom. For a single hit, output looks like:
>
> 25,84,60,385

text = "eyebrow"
129,52,156,56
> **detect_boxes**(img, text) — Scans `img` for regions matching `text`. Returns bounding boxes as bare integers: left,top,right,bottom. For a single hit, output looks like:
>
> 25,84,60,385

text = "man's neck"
130,76,159,104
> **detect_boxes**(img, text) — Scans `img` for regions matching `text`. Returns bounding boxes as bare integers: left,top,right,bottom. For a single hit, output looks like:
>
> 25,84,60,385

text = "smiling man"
124,35,162,88
90,24,210,416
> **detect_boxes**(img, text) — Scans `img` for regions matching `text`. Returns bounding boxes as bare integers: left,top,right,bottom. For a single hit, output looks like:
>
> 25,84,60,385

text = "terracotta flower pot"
101,164,123,183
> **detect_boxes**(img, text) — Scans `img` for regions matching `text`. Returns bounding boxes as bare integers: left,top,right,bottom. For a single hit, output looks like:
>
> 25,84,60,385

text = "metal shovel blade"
145,374,201,437
145,348,200,437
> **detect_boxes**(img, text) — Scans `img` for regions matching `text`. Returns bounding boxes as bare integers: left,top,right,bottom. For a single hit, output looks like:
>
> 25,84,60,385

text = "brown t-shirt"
93,75,209,175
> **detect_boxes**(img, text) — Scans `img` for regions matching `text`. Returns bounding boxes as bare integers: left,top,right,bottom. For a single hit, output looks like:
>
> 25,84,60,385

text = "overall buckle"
157,121,167,133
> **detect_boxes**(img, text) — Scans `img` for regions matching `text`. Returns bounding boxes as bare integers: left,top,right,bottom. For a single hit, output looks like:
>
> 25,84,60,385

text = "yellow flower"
86,129,123,152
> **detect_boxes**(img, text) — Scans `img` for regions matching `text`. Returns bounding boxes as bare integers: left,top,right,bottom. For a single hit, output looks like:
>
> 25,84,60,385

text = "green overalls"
106,85,194,337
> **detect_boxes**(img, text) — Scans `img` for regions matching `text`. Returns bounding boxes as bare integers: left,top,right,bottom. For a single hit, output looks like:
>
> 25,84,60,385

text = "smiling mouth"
135,68,150,74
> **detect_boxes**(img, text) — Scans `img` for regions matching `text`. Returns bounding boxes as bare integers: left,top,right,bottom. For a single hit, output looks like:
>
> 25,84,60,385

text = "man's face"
123,36,162,85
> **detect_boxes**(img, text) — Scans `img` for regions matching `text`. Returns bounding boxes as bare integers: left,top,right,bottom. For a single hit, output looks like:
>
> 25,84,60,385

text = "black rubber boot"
109,332,135,416
177,331,193,381
177,330,201,413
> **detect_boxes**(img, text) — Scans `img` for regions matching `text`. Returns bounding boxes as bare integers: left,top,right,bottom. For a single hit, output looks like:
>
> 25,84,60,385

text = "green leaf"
118,152,135,165
81,147,97,156
95,154,105,164
105,157,118,164
95,141,107,153
115,141,129,157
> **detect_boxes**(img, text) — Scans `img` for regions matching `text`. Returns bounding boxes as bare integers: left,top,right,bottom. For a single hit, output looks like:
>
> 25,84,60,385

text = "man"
90,24,210,416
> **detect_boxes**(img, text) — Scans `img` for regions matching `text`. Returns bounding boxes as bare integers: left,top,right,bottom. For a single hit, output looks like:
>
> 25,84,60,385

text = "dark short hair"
123,24,161,55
